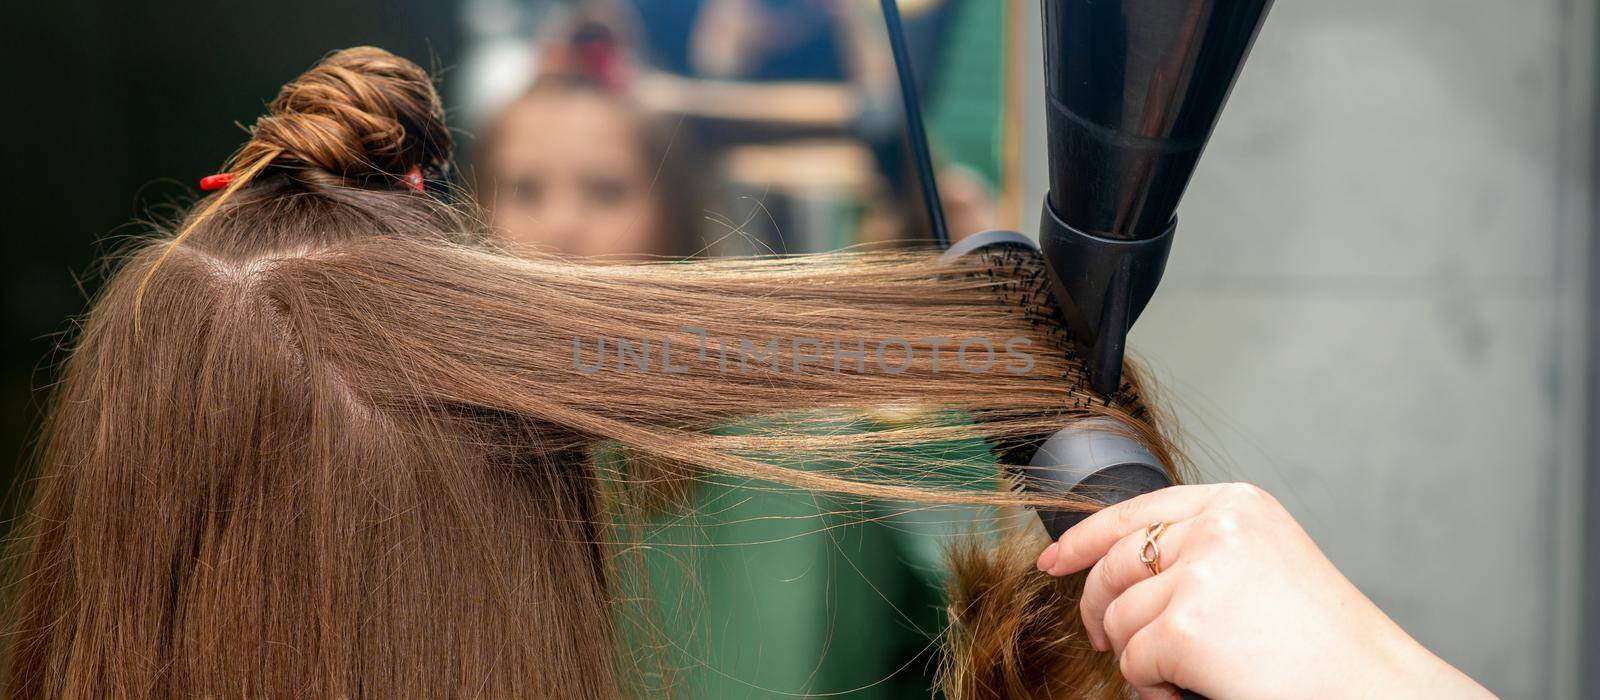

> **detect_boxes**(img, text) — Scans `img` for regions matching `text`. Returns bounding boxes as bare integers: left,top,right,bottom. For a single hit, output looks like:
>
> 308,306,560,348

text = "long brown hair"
4,47,1179,698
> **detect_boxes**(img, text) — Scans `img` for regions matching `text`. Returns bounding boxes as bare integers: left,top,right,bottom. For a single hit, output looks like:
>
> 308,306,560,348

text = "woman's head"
479,77,704,259
7,47,1173,698
7,47,614,698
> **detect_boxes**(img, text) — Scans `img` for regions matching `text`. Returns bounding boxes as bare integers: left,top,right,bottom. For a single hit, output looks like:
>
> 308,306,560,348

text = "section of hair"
7,248,614,697
940,529,1124,700
4,46,1186,698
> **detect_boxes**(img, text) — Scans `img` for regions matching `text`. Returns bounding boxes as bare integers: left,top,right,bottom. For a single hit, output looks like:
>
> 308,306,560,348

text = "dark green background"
0,1,462,515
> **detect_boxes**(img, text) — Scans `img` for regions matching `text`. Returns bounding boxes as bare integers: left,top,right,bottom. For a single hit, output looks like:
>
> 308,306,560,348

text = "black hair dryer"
1040,0,1274,397
942,0,1276,536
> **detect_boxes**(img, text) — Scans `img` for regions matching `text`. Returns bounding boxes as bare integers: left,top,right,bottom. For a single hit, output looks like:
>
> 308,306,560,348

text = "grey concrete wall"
1019,1,1595,696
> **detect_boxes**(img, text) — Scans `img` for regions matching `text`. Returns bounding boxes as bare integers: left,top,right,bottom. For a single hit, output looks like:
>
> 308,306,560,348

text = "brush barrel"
1025,422,1172,540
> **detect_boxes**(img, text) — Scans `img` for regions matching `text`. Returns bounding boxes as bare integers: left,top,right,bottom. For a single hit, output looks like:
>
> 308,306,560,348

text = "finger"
1134,686,1181,700
1119,622,1184,693
1045,484,1224,576
1080,521,1188,650
1100,568,1178,655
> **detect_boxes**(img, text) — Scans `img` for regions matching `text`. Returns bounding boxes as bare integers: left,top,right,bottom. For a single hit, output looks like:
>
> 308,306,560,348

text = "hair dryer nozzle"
1039,209,1174,395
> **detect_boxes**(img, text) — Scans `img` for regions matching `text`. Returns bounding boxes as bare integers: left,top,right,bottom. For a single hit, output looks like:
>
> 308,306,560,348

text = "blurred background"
1,0,1595,697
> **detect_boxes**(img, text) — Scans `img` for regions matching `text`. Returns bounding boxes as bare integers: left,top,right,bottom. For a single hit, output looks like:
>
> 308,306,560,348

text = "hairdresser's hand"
1034,483,1494,700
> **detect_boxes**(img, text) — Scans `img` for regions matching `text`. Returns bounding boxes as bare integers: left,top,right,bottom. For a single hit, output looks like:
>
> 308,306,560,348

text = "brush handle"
1020,424,1209,699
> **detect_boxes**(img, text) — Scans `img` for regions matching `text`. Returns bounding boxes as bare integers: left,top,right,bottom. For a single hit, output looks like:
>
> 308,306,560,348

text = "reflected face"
487,91,663,258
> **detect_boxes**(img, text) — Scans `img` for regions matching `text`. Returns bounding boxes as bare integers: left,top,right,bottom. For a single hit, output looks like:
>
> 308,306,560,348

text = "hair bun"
244,47,452,186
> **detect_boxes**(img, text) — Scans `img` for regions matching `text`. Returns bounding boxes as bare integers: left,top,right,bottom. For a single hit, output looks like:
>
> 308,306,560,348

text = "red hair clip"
200,167,423,192
199,173,232,191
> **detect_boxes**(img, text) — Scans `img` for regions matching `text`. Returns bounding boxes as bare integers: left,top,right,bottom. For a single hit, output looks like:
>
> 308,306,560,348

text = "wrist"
1372,630,1492,698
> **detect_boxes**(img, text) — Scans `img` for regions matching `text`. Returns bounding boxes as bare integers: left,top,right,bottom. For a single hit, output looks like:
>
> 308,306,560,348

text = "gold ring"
1138,521,1169,576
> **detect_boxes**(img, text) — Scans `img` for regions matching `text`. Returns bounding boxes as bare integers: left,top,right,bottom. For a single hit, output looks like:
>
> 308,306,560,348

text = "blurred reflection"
480,76,706,257
463,0,1003,259
476,17,707,258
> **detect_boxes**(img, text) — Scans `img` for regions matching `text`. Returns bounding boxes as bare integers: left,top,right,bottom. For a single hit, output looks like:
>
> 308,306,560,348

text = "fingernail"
1047,555,1071,577
1090,632,1108,653
1036,542,1059,571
